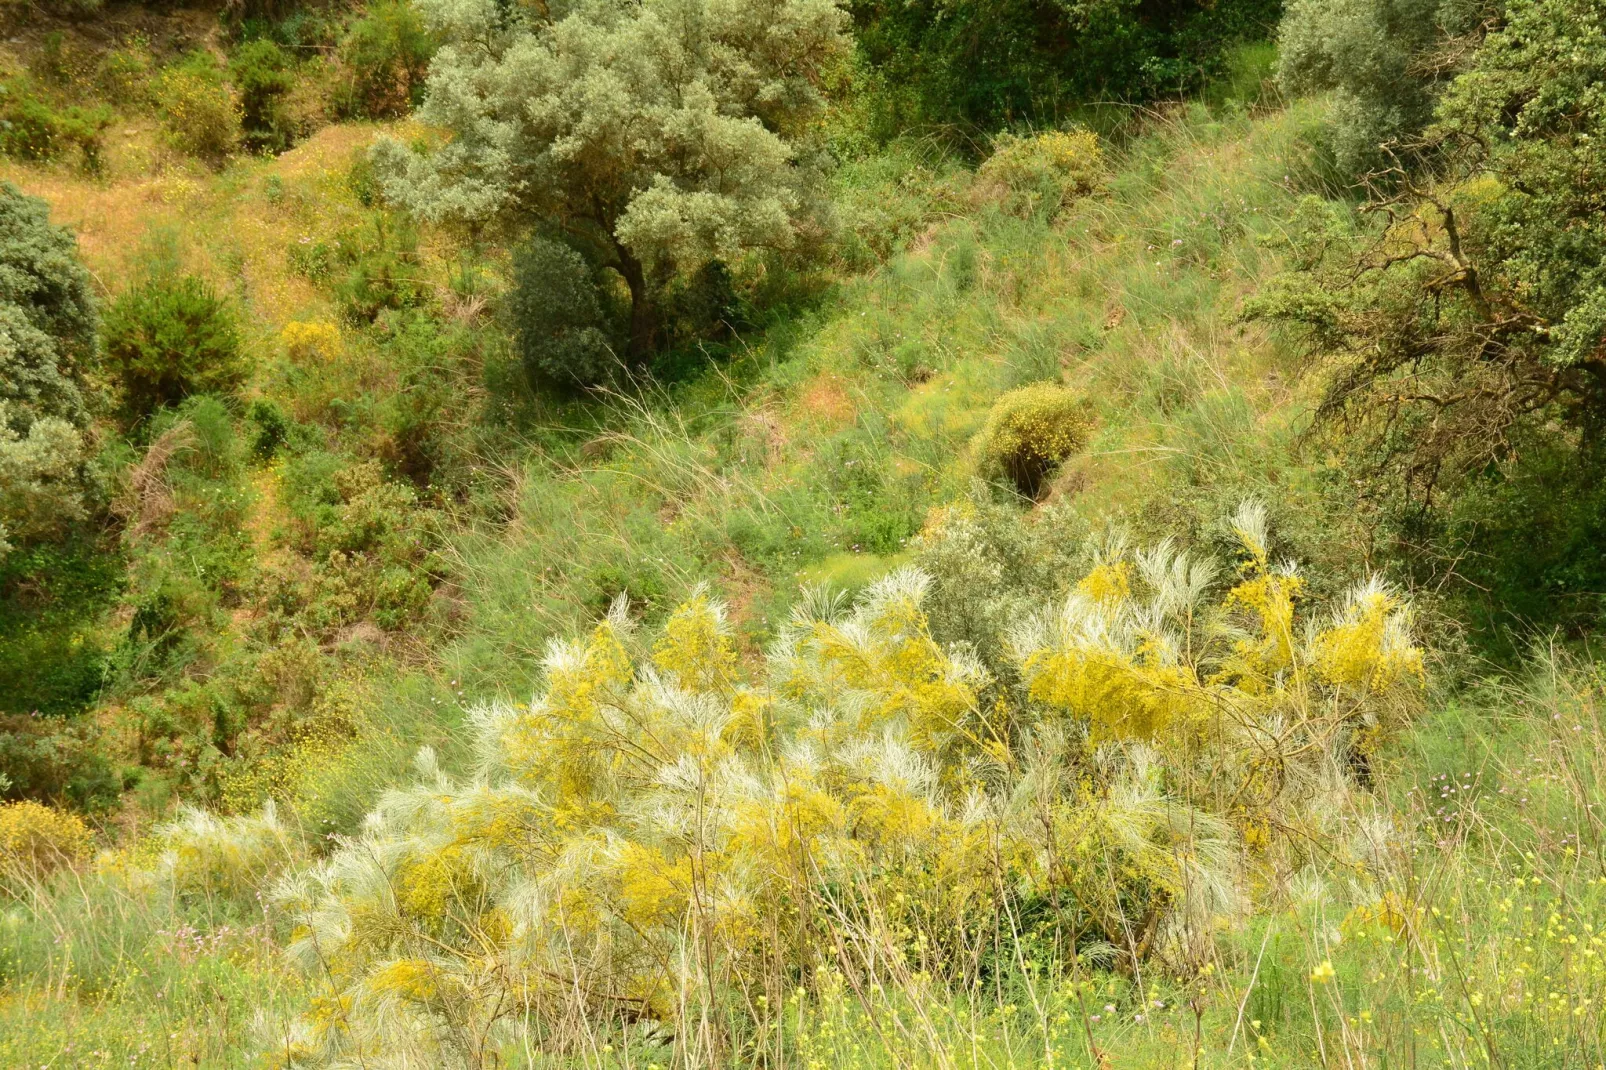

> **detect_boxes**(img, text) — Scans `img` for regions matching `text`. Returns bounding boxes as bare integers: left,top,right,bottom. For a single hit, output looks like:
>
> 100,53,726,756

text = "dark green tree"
1255,0,1606,641
230,39,296,154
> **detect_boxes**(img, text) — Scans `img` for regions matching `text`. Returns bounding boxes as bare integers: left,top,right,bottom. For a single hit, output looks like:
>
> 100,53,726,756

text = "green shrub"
102,275,245,422
0,714,118,811
304,214,425,323
336,0,434,119
852,0,1280,130
508,237,623,388
0,405,88,555
0,81,110,172
96,44,154,104
0,535,118,717
154,54,242,165
228,39,295,154
977,129,1105,218
0,84,59,162
275,457,438,634
1276,0,1492,179
0,182,98,558
973,383,1092,498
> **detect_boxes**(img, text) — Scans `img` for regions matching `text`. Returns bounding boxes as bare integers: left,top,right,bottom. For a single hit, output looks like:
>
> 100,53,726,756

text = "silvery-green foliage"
0,183,98,558
0,403,87,558
376,0,847,354
1277,0,1492,178
0,184,96,428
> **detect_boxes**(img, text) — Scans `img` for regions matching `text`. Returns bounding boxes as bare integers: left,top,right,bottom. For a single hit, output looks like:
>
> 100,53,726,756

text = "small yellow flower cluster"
280,320,343,364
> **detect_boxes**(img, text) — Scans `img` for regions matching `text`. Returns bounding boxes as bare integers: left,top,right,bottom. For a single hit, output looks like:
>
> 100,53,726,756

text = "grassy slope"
13,91,1601,1069
0,95,1338,1064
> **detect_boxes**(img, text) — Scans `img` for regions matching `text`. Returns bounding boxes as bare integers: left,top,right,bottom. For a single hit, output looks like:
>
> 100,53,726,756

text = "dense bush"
273,458,437,633
852,0,1282,132
331,216,425,322
1256,0,1606,641
95,43,153,104
0,80,110,172
291,214,426,322
0,182,98,559
508,238,623,388
974,383,1093,497
228,39,296,154
267,505,1423,1062
1277,0,1495,179
154,53,242,165
0,406,88,553
0,535,117,718
976,129,1104,217
0,714,119,812
1416,438,1606,656
335,0,434,119
102,275,245,422
0,799,91,880
278,320,341,363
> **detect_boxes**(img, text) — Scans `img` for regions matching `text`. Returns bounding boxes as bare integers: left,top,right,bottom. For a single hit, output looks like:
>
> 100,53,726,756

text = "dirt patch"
798,374,856,429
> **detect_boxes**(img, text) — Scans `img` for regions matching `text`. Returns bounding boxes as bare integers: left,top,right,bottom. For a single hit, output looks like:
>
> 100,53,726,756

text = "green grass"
8,84,1594,1068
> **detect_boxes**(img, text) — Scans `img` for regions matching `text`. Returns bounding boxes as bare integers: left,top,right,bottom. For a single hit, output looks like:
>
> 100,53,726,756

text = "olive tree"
1278,0,1497,178
0,183,98,559
373,0,848,363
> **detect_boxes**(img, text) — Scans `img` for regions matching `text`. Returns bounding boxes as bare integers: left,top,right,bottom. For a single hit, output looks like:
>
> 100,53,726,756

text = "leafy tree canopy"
1254,0,1606,636
1278,0,1498,179
855,0,1281,132
0,183,98,559
374,0,849,361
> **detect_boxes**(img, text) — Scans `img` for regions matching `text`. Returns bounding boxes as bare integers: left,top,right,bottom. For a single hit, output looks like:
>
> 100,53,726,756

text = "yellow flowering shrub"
0,800,92,877
653,592,737,694
280,320,342,363
978,129,1105,216
1315,576,1425,691
974,383,1093,497
262,504,1426,1063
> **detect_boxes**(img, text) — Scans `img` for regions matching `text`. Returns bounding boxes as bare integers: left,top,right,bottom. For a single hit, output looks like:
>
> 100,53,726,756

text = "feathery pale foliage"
260,505,1423,1066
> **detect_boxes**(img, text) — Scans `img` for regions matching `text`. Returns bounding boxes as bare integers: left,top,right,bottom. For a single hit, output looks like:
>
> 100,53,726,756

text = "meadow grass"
6,85,1595,1069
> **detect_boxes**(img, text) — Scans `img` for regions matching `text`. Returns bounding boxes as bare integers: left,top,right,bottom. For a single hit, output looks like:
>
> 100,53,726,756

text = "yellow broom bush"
978,129,1105,217
973,383,1093,497
263,504,1424,1065
0,800,93,880
280,321,343,364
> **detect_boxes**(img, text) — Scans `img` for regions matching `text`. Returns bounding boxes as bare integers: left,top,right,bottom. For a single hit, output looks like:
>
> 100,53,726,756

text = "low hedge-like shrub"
154,54,242,165
0,799,93,879
977,129,1104,217
974,383,1092,497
